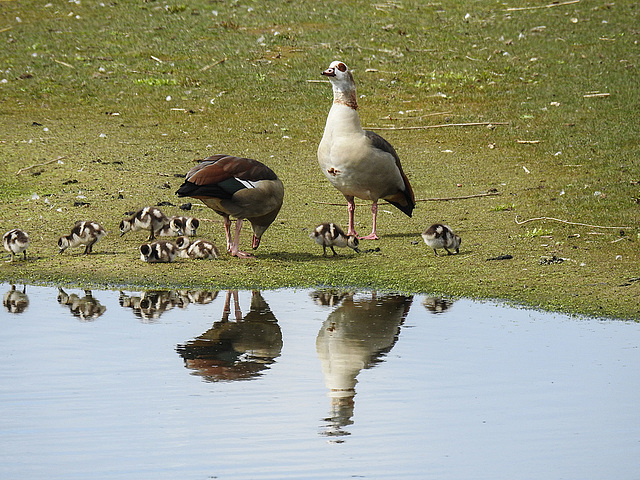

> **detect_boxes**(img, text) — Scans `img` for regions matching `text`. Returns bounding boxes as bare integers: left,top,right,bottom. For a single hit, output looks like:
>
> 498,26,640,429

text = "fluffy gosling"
156,216,200,237
311,222,360,256
421,224,461,256
175,236,219,259
58,221,107,255
120,207,168,241
140,240,177,263
3,228,29,262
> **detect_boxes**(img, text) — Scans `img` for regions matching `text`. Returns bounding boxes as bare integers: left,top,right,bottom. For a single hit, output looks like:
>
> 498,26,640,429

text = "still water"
1,284,639,479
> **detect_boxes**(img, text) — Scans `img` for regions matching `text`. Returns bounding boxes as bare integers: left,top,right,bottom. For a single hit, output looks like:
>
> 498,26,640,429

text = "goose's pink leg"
229,219,253,258
223,216,233,253
359,201,379,240
345,195,357,237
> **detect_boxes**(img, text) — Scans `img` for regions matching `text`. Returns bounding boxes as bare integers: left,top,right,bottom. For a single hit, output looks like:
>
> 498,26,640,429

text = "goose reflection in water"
3,285,29,314
119,290,218,322
176,290,283,382
57,288,106,321
315,291,413,441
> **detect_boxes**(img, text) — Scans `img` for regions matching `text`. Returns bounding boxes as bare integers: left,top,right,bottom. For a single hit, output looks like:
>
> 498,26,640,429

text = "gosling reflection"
3,285,29,314
310,289,351,308
119,290,218,321
179,290,219,305
176,290,283,382
422,296,454,314
57,288,106,321
119,290,183,322
315,291,413,441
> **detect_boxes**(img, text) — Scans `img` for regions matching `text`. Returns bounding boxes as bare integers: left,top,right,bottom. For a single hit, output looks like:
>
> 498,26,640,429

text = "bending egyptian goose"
421,224,461,256
310,222,359,256
139,240,177,263
3,228,29,262
58,221,107,254
175,236,219,259
176,154,284,258
318,60,415,240
120,207,169,241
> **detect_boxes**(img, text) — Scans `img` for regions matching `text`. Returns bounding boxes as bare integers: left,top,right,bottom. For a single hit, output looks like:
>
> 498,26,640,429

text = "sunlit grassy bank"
1,0,638,319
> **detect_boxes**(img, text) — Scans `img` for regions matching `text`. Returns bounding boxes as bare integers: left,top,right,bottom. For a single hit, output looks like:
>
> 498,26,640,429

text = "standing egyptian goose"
318,61,415,240
120,207,169,241
58,221,107,254
310,222,359,256
176,154,284,258
421,224,461,256
3,228,29,262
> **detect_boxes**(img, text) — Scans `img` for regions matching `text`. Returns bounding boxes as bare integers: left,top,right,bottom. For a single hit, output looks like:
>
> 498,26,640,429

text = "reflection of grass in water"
0,0,638,319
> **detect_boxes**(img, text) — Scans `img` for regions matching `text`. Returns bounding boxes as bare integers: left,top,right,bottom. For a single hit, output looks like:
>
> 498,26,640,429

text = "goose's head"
322,61,354,85
322,61,357,108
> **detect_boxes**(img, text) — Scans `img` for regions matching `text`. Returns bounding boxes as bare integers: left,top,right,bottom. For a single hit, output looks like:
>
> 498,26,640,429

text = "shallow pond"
1,283,639,479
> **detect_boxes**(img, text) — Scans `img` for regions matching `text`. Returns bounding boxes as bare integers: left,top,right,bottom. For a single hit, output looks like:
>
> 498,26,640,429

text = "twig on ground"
417,192,501,202
515,215,631,230
16,155,68,175
506,0,580,12
53,59,74,69
610,237,630,244
583,92,610,98
200,57,227,72
380,111,453,121
314,191,500,207
367,122,508,131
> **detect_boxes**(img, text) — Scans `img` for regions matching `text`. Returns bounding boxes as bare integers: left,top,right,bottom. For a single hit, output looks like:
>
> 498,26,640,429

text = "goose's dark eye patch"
337,62,347,72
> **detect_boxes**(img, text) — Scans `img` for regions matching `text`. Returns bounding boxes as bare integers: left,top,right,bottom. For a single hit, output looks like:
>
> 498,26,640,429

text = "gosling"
421,224,461,256
175,236,219,259
156,216,200,237
58,221,107,254
3,228,29,262
311,222,360,256
140,240,177,263
120,207,168,241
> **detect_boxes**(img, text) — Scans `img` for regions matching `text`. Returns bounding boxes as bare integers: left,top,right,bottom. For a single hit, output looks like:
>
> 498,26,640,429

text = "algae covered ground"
0,0,638,319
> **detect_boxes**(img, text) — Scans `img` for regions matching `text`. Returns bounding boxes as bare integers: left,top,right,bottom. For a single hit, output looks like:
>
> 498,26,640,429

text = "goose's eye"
336,63,347,72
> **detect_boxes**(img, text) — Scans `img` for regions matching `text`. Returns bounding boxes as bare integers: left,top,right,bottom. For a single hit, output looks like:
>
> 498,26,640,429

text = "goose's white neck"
331,75,358,110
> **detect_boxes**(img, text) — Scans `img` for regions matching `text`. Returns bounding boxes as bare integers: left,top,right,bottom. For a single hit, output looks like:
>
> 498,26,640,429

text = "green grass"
521,227,554,238
0,0,638,320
